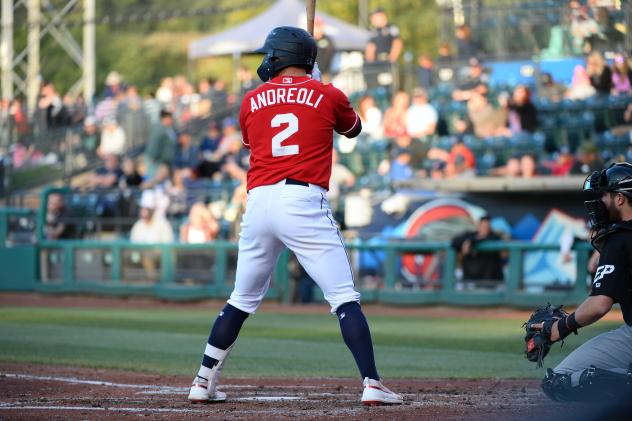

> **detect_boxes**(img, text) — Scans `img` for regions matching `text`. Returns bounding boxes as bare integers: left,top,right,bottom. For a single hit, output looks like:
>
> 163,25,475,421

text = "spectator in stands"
357,95,383,140
380,134,427,181
104,71,124,98
10,98,29,141
455,23,481,61
571,142,602,175
437,42,453,64
383,91,409,138
590,6,623,52
313,16,336,81
79,116,100,157
144,110,176,179
143,92,162,126
406,88,438,139
0,100,10,150
210,79,228,116
467,90,509,138
611,55,632,96
221,135,248,183
130,190,173,244
94,93,118,125
44,193,75,240
502,85,538,134
445,139,476,178
451,215,504,286
364,8,402,89
173,130,198,171
625,103,632,123
197,79,212,119
34,82,69,134
237,66,259,98
520,154,538,178
90,154,122,189
416,54,435,90
120,157,142,188
586,51,612,95
547,148,576,176
98,118,126,157
328,149,355,220
118,86,145,148
452,59,488,101
566,65,596,100
198,122,223,178
568,3,598,54
64,93,86,126
156,77,174,106
130,190,173,278
180,202,220,244
224,181,248,241
490,156,522,178
538,73,566,102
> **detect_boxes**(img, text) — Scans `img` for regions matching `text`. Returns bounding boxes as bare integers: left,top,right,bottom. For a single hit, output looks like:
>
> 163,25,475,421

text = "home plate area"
0,364,581,420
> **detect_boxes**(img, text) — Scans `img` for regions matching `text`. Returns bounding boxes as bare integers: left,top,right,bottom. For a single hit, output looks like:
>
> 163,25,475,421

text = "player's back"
239,75,359,191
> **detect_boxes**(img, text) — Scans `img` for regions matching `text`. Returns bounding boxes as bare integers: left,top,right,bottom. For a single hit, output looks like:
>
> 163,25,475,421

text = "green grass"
0,306,620,379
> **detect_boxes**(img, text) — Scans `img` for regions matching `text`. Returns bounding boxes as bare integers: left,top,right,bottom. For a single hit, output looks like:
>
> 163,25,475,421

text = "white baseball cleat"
188,378,227,403
361,377,404,406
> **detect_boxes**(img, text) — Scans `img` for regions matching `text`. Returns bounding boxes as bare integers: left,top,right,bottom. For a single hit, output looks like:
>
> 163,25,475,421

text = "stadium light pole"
1,0,13,102
27,0,40,116
83,0,95,108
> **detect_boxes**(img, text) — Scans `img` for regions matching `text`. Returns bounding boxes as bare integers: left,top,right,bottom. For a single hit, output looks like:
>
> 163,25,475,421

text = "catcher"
524,163,632,401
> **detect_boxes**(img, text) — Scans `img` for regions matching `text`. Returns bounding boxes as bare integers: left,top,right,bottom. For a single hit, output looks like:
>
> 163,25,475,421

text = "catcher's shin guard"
541,369,576,402
542,365,632,402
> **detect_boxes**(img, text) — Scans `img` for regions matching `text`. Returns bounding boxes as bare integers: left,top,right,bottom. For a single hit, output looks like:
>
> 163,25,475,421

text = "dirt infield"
0,363,582,421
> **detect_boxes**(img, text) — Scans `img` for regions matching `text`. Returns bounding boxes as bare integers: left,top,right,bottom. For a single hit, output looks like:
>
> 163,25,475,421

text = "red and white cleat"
361,377,404,406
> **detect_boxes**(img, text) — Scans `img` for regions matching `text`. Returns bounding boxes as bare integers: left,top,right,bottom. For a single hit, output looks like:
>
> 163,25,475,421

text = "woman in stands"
383,91,409,138
357,95,383,140
586,51,612,96
611,55,632,96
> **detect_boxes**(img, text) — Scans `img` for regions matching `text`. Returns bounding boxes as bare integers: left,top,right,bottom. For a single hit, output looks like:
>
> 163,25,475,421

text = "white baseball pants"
227,179,360,314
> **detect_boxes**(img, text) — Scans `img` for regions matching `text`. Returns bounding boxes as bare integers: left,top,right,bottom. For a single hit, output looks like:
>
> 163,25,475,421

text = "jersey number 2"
271,113,299,157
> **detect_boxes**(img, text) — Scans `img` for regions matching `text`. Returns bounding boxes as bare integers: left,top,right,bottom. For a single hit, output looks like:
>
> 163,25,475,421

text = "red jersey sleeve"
239,96,251,149
330,86,360,136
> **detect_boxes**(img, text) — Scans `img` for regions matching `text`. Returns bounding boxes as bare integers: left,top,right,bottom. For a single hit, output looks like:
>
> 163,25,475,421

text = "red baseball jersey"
239,75,359,190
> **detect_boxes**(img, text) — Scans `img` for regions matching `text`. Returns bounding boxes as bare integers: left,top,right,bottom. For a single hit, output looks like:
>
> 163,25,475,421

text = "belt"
285,178,309,187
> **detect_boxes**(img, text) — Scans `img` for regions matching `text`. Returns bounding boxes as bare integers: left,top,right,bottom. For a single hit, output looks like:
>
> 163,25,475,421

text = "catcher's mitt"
523,304,569,367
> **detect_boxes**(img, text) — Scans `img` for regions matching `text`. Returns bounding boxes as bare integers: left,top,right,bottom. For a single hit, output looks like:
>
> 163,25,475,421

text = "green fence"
0,207,594,307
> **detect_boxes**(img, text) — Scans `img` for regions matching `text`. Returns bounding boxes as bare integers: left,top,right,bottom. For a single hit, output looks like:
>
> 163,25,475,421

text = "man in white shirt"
130,190,174,279
130,190,174,243
406,88,438,139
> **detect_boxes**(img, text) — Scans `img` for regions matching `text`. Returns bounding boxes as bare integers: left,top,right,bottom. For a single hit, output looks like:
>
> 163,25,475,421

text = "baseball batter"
188,26,403,406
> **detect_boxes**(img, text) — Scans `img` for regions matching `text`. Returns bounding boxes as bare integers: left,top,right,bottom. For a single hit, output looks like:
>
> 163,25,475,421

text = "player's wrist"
556,312,581,340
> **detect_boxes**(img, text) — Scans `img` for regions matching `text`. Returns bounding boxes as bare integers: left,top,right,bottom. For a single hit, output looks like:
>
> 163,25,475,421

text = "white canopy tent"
188,0,370,60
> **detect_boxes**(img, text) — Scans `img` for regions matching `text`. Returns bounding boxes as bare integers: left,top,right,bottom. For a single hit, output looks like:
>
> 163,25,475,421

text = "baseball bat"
306,0,316,36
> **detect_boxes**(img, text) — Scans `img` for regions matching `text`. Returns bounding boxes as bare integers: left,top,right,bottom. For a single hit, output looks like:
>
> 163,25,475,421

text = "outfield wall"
0,208,593,307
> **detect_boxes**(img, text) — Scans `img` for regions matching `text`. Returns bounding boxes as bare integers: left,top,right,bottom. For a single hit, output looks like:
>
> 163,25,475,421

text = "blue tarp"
188,0,370,59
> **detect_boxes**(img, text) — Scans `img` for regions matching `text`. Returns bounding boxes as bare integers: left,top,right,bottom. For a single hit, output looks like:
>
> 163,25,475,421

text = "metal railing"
0,203,594,307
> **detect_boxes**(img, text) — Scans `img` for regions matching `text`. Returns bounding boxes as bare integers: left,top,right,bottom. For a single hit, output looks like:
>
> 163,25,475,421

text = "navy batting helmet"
255,26,317,82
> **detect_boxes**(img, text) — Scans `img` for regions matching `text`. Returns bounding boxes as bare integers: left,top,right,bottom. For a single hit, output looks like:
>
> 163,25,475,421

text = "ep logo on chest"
593,264,615,287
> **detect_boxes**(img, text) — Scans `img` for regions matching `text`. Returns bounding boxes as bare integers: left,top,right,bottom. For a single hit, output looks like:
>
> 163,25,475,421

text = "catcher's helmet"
256,26,317,82
583,162,632,197
583,162,632,233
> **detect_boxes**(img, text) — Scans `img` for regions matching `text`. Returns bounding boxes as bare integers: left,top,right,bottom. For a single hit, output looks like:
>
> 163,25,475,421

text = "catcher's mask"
583,162,632,233
255,26,317,82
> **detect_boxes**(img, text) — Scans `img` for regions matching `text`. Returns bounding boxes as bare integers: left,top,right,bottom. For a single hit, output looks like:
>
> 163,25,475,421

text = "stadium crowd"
3,0,631,247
